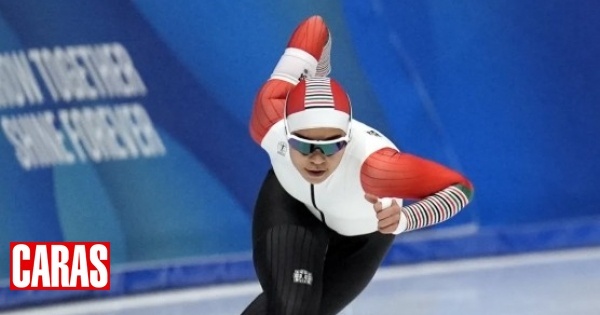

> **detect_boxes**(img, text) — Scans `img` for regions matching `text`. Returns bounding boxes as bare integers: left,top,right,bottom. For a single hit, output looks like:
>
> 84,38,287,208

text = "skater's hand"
364,193,402,234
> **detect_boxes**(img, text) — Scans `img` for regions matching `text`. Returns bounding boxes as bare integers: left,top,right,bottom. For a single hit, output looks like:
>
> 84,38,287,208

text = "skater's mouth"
305,169,326,177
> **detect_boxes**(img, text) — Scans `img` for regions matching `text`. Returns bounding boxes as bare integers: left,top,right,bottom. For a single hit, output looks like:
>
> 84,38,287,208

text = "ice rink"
5,246,600,315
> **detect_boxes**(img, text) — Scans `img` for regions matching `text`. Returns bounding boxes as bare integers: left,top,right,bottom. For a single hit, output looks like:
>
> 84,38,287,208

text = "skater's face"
289,127,347,184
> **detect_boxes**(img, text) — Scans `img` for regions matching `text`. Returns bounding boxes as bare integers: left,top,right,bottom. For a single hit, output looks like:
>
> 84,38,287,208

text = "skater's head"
285,77,351,134
284,77,352,184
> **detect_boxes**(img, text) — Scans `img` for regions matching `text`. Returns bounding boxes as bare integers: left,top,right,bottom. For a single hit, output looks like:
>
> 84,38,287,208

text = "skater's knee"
268,288,322,315
252,225,328,314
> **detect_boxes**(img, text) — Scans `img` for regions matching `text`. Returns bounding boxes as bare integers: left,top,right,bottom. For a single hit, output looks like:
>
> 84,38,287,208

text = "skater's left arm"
361,148,474,234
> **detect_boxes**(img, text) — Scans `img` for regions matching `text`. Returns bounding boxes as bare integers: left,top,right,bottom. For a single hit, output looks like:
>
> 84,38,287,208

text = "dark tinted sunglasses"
287,134,349,156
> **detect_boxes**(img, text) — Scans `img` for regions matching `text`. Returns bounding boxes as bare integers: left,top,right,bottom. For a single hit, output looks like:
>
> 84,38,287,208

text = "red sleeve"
360,148,473,199
249,79,294,144
248,16,329,145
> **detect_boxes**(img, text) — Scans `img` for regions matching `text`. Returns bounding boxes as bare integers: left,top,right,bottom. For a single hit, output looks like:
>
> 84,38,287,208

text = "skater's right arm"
249,15,331,145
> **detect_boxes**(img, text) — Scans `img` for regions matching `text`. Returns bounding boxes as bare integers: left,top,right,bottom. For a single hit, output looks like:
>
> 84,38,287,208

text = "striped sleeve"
360,148,474,232
401,185,471,231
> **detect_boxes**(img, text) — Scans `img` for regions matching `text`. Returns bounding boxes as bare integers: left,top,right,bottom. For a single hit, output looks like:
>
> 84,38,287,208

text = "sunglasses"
287,134,349,156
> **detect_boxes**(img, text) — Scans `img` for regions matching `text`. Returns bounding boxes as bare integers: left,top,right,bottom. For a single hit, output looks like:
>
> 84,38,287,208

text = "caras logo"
10,242,110,290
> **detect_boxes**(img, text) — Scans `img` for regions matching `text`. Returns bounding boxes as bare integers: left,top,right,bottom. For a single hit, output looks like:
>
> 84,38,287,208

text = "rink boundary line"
374,246,600,280
5,247,600,315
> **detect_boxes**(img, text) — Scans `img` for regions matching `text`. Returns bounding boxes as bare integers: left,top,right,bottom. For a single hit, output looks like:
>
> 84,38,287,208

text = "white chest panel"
261,120,402,236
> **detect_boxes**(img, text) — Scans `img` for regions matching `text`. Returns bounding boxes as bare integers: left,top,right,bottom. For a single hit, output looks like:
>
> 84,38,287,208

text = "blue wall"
1,0,599,309
344,1,600,225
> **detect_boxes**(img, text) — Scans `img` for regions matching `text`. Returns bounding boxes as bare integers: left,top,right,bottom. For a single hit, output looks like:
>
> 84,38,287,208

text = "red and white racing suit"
243,15,474,315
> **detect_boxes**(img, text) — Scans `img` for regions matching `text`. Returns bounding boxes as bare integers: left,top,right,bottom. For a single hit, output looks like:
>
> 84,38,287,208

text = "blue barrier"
3,217,600,310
